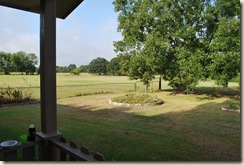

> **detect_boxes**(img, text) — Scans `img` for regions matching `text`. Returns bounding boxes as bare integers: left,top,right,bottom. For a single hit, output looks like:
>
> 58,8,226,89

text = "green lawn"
0,73,166,99
0,73,241,161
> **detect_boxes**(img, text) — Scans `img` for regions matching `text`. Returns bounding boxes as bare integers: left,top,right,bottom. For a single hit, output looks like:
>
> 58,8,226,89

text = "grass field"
0,73,241,161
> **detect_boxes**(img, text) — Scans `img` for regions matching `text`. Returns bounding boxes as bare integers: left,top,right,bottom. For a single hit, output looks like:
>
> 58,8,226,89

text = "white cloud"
0,28,39,59
0,6,39,62
0,4,122,67
56,17,122,66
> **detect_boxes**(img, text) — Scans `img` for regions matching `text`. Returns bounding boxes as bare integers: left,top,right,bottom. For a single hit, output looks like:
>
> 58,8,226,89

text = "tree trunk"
144,84,148,93
158,76,161,91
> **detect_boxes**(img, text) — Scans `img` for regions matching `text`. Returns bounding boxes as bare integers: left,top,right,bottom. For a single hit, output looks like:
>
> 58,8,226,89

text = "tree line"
0,51,123,76
56,57,122,76
0,51,38,75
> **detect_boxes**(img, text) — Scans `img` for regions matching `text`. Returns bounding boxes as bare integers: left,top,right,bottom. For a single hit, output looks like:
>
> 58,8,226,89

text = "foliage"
79,65,89,73
0,51,38,75
113,0,158,88
88,57,109,74
230,73,240,88
117,54,131,76
208,16,240,87
0,86,33,104
128,55,155,92
70,68,81,75
168,49,204,93
0,52,12,75
56,66,69,73
11,51,38,74
228,102,240,110
113,0,240,93
57,64,89,74
68,64,77,73
106,57,121,76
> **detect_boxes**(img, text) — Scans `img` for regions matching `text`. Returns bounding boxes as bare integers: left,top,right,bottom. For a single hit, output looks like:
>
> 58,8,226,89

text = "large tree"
113,0,240,93
113,0,163,90
11,51,38,75
1,51,38,75
24,53,38,75
106,57,121,76
129,54,155,92
88,57,109,75
207,0,240,87
0,52,12,75
68,64,77,72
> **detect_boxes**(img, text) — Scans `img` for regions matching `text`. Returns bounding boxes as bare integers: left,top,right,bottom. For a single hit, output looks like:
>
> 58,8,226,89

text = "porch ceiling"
0,0,84,19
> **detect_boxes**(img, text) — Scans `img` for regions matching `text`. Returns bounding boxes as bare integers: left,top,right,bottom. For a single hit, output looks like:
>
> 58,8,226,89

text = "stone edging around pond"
109,99,163,107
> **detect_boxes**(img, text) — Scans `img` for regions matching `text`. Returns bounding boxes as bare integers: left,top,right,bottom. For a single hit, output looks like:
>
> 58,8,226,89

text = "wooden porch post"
40,0,57,134
38,0,61,160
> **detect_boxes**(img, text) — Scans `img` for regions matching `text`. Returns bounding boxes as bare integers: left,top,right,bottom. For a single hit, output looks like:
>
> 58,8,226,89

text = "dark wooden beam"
40,0,57,134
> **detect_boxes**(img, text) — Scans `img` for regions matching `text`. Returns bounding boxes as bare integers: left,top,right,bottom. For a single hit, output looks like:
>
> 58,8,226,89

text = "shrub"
0,86,33,104
71,68,81,75
229,102,240,110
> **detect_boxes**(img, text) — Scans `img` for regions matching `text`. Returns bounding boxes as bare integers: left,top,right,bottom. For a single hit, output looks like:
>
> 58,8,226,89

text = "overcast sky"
0,0,122,66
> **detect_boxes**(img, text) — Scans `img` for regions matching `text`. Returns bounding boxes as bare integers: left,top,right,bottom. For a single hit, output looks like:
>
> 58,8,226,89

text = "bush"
229,102,240,110
0,86,33,104
71,68,81,75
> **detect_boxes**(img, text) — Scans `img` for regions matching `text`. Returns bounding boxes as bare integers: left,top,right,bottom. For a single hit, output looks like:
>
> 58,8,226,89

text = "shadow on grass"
161,86,240,99
0,91,240,161
56,98,241,161
193,86,240,97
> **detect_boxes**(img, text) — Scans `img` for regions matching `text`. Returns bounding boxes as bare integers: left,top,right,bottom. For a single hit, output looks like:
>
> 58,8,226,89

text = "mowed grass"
0,73,167,99
0,73,134,87
0,73,241,161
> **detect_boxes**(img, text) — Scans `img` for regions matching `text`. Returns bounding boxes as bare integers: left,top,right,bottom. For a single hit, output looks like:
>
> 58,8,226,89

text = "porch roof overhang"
0,0,84,19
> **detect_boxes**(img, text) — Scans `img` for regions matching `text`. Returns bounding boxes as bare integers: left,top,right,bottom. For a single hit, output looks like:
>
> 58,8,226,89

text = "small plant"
229,102,240,110
12,88,23,102
221,102,240,112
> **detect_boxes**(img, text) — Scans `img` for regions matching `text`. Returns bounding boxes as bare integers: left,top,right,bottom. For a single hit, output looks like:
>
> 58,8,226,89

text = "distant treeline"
57,57,124,76
0,51,123,76
0,51,38,75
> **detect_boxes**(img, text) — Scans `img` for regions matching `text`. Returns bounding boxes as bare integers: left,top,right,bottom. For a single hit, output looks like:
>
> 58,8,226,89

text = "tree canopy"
88,57,109,75
113,0,240,93
0,51,38,75
106,57,121,76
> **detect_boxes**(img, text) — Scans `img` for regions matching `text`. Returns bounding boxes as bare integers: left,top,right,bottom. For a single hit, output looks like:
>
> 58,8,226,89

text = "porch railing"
50,136,105,161
0,133,105,161
0,140,41,161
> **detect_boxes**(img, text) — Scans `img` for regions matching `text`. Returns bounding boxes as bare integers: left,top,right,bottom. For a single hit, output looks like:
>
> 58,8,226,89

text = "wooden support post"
40,0,57,134
60,136,67,161
37,132,62,161
22,146,35,161
3,150,18,161
39,0,60,161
